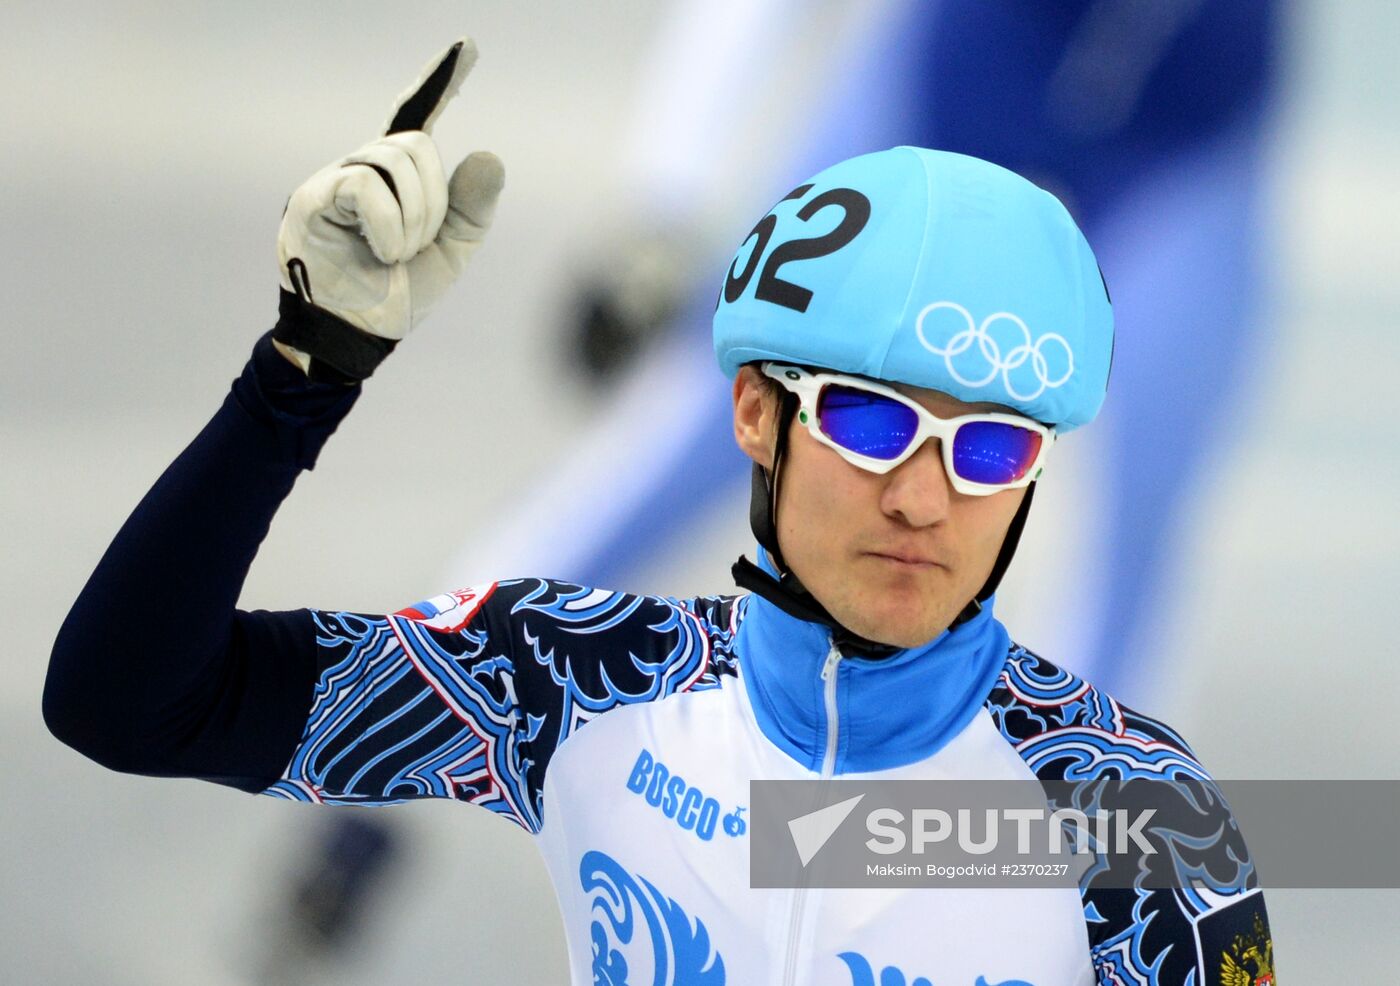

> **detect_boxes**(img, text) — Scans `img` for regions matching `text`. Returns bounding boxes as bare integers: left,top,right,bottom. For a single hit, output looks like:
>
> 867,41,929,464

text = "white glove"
273,37,504,381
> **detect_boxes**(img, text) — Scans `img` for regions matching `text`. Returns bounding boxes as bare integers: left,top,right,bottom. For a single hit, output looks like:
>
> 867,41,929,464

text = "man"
44,39,1272,985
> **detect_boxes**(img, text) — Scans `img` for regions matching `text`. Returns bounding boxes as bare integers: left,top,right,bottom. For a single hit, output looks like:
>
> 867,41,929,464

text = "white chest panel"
535,671,1094,986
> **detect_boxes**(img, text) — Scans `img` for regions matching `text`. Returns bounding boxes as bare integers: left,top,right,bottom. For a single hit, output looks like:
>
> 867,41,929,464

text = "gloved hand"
273,37,504,382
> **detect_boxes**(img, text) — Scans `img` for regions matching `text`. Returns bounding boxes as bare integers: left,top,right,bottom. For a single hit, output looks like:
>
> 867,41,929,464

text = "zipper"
781,639,844,986
818,642,842,777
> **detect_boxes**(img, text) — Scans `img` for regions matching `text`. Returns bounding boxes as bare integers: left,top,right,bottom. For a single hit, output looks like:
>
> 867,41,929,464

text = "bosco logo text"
626,748,742,842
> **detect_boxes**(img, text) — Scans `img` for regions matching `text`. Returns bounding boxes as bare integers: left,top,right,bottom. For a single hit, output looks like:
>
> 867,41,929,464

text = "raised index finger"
384,36,479,136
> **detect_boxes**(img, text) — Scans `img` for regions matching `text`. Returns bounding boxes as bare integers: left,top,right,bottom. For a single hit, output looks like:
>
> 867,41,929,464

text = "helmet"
713,146,1112,431
717,147,1113,655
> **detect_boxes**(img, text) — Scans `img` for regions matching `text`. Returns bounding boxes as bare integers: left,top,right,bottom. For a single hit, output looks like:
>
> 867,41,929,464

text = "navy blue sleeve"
43,333,362,792
42,334,744,821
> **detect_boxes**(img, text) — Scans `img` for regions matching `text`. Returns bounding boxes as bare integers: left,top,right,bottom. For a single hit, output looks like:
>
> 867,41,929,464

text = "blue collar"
734,558,1010,774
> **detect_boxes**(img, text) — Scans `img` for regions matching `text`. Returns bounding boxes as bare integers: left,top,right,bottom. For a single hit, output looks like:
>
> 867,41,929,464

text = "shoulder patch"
1195,891,1275,986
395,582,497,633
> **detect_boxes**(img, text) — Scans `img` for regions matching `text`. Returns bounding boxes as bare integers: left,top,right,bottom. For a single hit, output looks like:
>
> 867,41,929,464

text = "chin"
800,565,965,650
842,608,952,651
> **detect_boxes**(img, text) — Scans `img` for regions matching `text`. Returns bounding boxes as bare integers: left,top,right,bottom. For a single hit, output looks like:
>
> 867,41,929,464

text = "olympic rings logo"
914,301,1074,402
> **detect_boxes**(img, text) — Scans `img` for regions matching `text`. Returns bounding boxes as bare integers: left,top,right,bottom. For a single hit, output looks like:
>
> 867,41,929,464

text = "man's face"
732,366,1028,648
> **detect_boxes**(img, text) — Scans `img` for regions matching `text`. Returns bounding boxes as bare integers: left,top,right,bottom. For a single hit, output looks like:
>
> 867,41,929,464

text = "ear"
733,365,777,469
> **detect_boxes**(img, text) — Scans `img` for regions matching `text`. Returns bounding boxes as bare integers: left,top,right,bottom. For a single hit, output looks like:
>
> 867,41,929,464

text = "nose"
879,438,952,528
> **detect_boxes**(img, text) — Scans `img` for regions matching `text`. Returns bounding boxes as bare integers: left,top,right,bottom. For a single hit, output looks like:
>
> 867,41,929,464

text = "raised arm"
43,38,503,792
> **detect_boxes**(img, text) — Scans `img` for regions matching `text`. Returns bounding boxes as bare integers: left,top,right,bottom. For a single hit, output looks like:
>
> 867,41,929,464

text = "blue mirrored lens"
952,420,1042,485
817,385,918,460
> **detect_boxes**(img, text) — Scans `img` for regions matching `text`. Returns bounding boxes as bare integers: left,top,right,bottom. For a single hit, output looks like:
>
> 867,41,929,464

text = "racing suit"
44,333,1273,985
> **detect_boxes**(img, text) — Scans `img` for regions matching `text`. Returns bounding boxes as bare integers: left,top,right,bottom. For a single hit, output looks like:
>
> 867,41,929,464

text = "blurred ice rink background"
2,1,1396,982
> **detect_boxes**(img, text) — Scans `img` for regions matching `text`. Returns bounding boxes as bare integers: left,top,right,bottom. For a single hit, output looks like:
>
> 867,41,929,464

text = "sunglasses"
761,363,1054,496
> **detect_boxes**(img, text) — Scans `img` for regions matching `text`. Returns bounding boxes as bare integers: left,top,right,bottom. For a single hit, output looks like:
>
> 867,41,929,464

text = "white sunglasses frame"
760,363,1055,496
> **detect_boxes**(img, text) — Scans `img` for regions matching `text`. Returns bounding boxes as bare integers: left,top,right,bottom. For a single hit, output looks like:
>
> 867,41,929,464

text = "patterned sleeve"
261,578,740,833
985,646,1276,986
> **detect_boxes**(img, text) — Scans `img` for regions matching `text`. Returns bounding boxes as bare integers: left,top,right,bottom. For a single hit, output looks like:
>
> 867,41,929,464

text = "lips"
865,550,942,569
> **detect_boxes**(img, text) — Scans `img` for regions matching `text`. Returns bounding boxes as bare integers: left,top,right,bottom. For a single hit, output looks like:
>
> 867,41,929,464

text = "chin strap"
747,393,796,574
732,391,1038,657
967,480,1036,618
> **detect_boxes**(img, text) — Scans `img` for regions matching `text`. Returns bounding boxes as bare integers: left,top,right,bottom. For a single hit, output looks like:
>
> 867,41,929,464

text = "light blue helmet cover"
713,147,1113,431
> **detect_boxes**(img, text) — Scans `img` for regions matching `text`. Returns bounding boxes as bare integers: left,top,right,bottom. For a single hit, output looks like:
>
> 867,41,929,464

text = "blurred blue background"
2,1,1396,982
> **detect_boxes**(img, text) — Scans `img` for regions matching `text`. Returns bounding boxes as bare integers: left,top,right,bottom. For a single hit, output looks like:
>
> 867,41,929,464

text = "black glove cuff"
272,288,398,384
